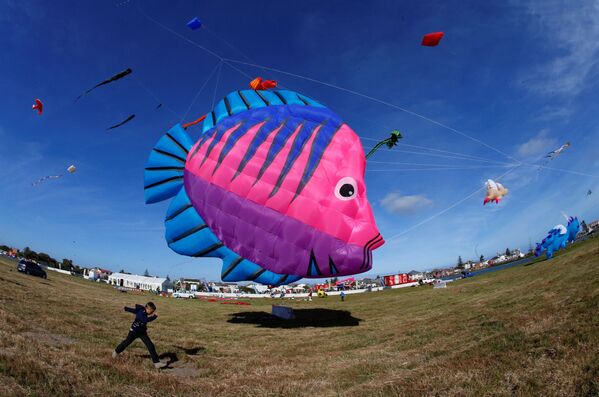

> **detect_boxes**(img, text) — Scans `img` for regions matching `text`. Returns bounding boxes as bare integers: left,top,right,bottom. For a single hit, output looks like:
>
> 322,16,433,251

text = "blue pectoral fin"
165,189,222,256
165,189,301,286
220,254,301,286
144,124,194,204
221,255,301,286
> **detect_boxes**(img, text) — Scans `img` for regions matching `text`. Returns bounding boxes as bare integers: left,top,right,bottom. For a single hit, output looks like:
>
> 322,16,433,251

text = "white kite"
484,179,508,205
32,165,77,186
545,142,570,160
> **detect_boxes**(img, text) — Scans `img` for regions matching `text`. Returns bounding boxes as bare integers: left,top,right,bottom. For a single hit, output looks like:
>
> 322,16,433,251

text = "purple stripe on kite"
184,171,370,277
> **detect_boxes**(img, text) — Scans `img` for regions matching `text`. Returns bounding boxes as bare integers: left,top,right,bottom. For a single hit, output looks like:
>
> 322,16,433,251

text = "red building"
383,273,412,286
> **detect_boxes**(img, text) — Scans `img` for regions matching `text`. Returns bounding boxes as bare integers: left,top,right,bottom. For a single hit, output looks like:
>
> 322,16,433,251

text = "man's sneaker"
112,350,118,358
154,361,167,369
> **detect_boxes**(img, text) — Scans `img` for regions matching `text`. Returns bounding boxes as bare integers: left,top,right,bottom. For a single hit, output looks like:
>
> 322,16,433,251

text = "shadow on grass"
524,258,547,267
174,345,205,355
139,352,179,364
227,309,361,328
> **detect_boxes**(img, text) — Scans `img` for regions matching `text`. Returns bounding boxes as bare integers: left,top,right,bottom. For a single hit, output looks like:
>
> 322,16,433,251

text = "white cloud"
381,192,432,214
522,0,599,97
516,129,558,158
533,106,573,122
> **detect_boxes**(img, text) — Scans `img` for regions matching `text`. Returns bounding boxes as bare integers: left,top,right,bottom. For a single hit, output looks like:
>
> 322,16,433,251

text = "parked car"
172,291,195,299
17,260,47,279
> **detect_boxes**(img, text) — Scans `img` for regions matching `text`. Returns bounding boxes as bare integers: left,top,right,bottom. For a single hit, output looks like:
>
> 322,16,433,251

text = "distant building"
108,272,169,292
176,278,206,291
208,282,239,293
408,270,424,280
291,284,309,293
246,283,270,294
382,273,412,286
84,267,112,281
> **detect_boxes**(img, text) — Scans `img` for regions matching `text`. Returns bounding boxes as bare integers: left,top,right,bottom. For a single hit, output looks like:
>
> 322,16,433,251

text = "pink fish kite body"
144,89,384,285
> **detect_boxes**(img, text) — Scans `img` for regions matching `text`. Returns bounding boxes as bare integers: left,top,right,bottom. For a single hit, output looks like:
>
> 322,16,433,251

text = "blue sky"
1,0,598,281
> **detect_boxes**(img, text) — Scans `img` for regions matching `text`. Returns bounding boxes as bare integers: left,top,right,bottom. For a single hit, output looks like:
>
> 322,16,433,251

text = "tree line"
1,245,84,275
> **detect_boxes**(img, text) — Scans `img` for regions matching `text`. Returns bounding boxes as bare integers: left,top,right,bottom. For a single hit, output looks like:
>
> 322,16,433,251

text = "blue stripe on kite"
295,120,342,197
233,117,283,179
287,102,342,125
269,121,317,197
254,118,297,182
213,119,261,175
200,121,243,167
190,124,220,162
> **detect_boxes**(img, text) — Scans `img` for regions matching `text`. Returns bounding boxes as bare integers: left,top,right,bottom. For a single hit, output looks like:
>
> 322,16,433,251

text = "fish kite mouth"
361,234,384,270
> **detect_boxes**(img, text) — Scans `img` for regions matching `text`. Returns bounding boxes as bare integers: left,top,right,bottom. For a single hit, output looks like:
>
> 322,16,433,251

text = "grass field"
0,238,598,397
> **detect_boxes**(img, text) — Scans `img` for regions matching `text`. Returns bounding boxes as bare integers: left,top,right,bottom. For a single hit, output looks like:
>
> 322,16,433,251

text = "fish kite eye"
335,177,358,200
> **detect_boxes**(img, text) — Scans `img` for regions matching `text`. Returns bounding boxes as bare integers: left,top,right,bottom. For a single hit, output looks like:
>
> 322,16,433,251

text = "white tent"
108,273,168,291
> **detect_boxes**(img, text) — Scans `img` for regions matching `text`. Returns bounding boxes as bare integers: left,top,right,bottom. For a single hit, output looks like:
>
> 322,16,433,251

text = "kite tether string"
138,3,598,180
132,75,179,118
136,1,518,165
362,137,512,164
180,60,223,123
367,165,514,172
211,61,223,110
384,165,522,243
222,58,523,165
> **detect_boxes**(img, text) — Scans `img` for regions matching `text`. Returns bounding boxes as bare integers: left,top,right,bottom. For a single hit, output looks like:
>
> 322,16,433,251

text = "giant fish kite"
145,89,384,286
535,216,579,259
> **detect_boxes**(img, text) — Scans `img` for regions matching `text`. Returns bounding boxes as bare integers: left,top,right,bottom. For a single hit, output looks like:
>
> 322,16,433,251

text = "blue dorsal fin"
201,90,325,134
165,189,301,286
144,124,193,204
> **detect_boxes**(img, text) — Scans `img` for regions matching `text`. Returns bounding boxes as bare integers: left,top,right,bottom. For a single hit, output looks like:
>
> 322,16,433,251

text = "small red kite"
249,77,277,90
421,32,444,47
32,99,43,115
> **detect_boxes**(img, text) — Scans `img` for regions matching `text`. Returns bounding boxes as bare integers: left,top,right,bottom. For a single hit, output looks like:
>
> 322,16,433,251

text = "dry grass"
0,238,598,396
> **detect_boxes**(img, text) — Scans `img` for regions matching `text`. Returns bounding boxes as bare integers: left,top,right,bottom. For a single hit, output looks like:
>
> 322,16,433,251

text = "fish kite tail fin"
144,124,193,204
534,243,542,257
